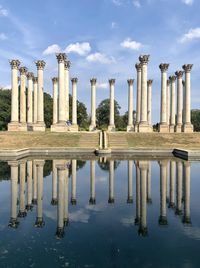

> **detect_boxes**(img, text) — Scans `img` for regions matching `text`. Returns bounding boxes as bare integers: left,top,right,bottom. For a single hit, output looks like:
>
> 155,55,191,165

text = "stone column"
108,160,114,203
135,63,142,132
135,162,140,225
158,160,168,225
169,161,176,208
65,61,71,121
64,164,69,226
71,159,77,205
138,55,151,132
138,161,148,236
52,77,58,125
26,160,33,211
127,79,134,132
159,63,169,133
89,78,97,131
183,162,191,224
8,60,20,131
34,160,45,227
89,160,96,204
71,78,78,131
176,162,183,215
19,67,28,131
57,53,66,124
175,71,184,132
182,64,193,132
34,60,46,131
18,161,27,217
32,161,37,204
147,161,152,203
51,160,58,205
33,77,38,124
169,76,176,132
147,80,153,126
127,160,133,203
8,161,19,228
166,79,170,125
27,72,34,127
108,79,115,131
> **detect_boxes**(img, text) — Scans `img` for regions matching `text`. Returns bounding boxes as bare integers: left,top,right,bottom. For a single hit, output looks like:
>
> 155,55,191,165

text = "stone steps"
107,133,129,148
78,133,99,148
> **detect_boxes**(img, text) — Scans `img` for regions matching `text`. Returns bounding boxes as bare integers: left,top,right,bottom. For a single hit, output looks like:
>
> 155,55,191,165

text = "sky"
0,0,200,123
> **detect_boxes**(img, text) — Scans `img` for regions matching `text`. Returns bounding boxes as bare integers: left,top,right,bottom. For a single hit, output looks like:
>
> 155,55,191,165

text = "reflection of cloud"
69,209,90,223
96,175,107,183
183,226,200,240
121,217,135,227
86,202,106,212
44,210,56,221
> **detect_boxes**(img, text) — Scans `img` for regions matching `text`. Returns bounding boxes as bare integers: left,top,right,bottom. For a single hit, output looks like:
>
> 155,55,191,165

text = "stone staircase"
107,133,129,148
78,132,99,148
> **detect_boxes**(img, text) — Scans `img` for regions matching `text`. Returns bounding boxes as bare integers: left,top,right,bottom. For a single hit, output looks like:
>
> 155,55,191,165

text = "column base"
71,198,77,205
134,123,139,132
182,216,192,225
159,215,168,226
126,125,134,132
127,197,133,203
159,123,169,133
168,202,175,208
34,217,45,228
51,198,58,206
175,208,182,215
89,125,97,132
89,197,96,205
18,210,27,218
169,125,175,133
33,122,46,132
69,124,79,132
108,197,115,204
138,226,148,236
18,123,28,132
175,124,182,133
8,217,19,228
64,218,69,226
7,122,20,131
147,198,152,204
138,123,152,133
182,123,193,133
107,125,115,132
56,227,65,239
26,204,33,211
51,123,70,132
27,123,34,131
134,217,140,225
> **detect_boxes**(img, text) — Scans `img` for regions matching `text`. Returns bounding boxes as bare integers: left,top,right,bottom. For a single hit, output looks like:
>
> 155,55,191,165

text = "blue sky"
0,0,200,123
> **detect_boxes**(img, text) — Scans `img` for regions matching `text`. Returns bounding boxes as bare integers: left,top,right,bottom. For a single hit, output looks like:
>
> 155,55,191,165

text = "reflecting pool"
0,157,200,268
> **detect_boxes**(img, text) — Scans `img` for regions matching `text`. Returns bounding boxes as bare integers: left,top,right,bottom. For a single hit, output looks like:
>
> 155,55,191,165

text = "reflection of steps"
78,133,99,148
108,133,129,148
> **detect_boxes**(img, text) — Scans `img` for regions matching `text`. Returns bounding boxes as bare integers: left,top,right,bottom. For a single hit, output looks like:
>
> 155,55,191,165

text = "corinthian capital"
90,78,97,85
9,59,20,69
182,64,193,73
35,60,46,70
33,77,38,83
109,79,115,85
19,67,28,75
71,77,78,84
64,60,71,70
147,79,153,86
139,55,150,65
27,72,34,80
175,70,184,78
159,63,169,72
56,53,67,63
127,79,134,85
169,75,176,83
135,63,142,71
52,77,58,84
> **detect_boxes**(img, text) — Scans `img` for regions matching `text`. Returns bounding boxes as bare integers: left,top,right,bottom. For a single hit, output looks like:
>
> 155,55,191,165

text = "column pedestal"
159,123,169,133
175,124,182,133
182,124,193,133
169,125,175,133
8,122,20,131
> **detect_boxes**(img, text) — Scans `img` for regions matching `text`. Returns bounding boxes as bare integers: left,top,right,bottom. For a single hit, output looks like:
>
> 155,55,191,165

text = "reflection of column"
32,161,37,204
138,161,148,236
147,161,152,203
89,160,96,204
8,161,19,228
26,160,33,211
135,162,140,225
135,63,142,131
169,161,176,208
51,160,58,205
89,78,97,131
166,161,169,203
159,161,168,225
176,162,183,215
71,160,77,205
183,162,191,224
127,79,134,132
108,160,114,203
18,161,27,217
35,160,45,227
64,164,69,226
127,160,133,203
56,162,65,239
175,71,184,132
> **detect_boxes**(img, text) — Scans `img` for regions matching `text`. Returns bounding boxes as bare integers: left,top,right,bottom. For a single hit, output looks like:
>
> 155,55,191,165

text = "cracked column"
158,160,168,225
159,63,169,133
182,64,193,132
108,160,115,203
139,55,151,132
27,72,34,128
71,159,77,205
135,63,142,132
147,80,153,126
65,61,71,121
33,60,46,131
183,162,191,225
8,60,20,131
52,77,58,126
19,67,28,131
33,77,38,124
71,77,79,131
108,79,115,131
127,79,134,132
169,76,176,133
127,160,133,203
26,160,33,211
89,160,96,204
89,78,97,131
175,71,184,132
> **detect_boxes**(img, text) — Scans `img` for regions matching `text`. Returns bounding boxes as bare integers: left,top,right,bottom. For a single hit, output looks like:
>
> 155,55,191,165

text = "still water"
0,157,199,268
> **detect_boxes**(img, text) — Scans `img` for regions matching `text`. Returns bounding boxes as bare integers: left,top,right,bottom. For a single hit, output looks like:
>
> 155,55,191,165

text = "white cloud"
65,42,91,56
97,83,108,89
179,28,200,43
111,22,118,29
120,38,142,50
43,44,61,55
133,0,141,8
182,0,193,5
0,6,8,17
0,33,7,40
112,0,122,6
86,52,116,64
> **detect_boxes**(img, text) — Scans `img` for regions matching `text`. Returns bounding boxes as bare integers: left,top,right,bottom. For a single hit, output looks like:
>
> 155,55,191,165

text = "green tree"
0,89,11,130
191,109,200,131
44,92,53,128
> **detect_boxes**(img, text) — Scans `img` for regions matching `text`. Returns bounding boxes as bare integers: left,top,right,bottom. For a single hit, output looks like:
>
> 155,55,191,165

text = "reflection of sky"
0,159,200,267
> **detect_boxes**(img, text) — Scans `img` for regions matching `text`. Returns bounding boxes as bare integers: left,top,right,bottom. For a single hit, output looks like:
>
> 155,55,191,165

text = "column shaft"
108,79,115,131
52,78,58,125
135,63,142,128
89,78,97,131
72,78,78,125
127,79,134,131
10,60,20,124
33,78,38,124
169,76,176,132
27,73,34,124
147,80,153,125
175,71,184,132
